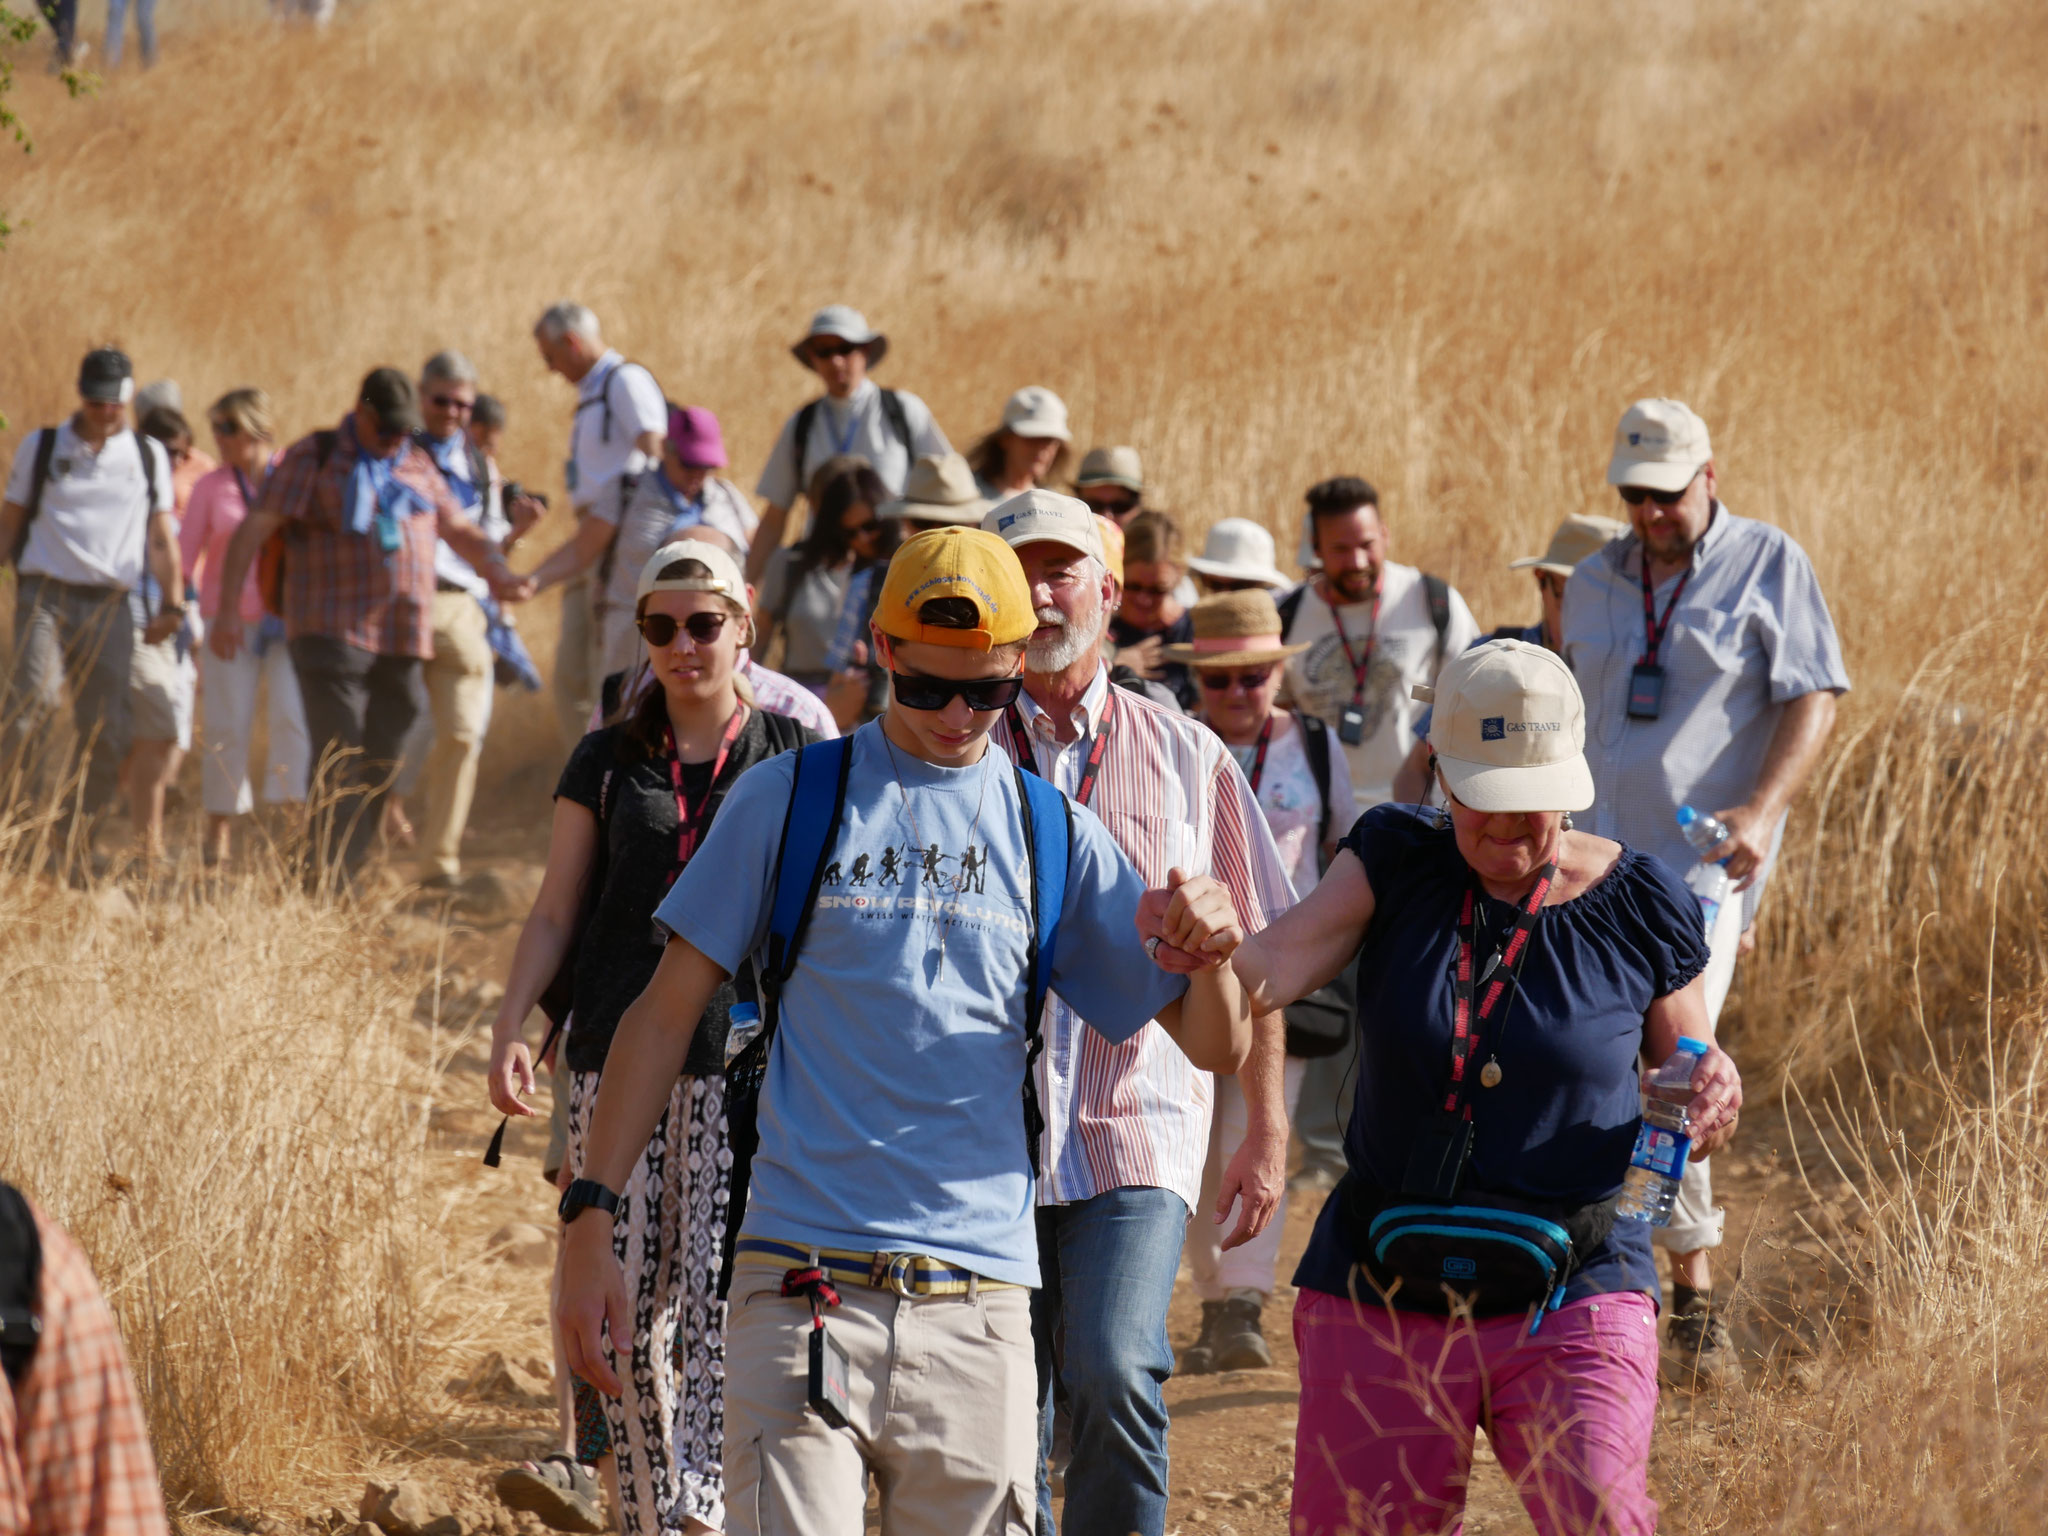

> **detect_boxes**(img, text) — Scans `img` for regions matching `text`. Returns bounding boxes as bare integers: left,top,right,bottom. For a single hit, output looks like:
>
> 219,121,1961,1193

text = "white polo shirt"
418,430,512,601
4,421,172,590
565,350,667,519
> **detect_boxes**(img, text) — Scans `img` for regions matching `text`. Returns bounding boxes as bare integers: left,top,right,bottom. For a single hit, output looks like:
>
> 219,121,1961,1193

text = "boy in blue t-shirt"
557,527,1252,1535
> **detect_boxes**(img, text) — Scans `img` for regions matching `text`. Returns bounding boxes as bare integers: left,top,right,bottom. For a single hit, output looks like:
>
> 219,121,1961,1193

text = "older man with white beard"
981,490,1295,1536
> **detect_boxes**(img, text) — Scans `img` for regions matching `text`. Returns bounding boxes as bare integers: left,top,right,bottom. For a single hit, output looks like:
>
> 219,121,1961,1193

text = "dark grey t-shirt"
553,711,816,1074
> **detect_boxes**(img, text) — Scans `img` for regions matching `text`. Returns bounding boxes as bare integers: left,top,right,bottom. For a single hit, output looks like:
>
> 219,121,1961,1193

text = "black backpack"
10,427,165,568
1277,572,1454,680
790,389,913,497
0,1180,43,1389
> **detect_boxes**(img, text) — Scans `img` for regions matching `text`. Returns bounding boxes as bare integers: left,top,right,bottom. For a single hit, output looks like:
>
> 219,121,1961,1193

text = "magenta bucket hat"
667,405,728,469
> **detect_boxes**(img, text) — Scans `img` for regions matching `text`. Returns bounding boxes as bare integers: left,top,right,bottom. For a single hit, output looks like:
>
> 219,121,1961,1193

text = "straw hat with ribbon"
1162,589,1311,669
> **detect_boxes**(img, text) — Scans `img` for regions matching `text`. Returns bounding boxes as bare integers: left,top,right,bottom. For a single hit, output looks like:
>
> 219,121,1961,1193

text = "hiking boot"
1211,1291,1273,1372
1177,1300,1227,1376
1663,1306,1740,1389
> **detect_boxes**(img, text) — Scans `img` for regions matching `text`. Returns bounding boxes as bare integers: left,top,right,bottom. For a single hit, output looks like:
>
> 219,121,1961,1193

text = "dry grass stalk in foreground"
0,832,513,1518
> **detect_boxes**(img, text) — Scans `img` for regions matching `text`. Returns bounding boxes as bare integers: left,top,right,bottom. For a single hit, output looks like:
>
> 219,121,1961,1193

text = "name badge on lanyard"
1630,557,1691,723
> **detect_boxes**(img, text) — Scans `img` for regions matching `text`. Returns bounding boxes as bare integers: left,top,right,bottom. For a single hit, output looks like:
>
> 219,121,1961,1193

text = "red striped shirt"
995,666,1295,1211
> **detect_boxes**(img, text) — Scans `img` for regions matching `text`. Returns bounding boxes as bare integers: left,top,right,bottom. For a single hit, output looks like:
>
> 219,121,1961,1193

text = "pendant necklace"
886,737,994,980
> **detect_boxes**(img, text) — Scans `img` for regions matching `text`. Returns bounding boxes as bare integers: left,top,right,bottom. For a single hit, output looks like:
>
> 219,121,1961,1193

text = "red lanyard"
1006,689,1116,808
1443,861,1555,1118
1204,713,1276,794
663,705,747,870
1638,558,1692,666
1327,587,1382,705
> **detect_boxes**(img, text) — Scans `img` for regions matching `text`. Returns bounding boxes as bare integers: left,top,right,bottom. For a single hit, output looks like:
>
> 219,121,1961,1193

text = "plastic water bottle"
1615,1034,1709,1225
724,1001,763,1067
1675,805,1732,931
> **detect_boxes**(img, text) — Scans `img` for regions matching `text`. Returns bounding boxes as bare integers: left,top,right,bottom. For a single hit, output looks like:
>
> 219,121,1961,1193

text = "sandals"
494,1454,608,1534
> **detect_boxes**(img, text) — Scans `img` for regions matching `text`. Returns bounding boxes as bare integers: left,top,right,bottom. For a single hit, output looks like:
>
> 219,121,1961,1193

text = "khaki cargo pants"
724,1258,1038,1535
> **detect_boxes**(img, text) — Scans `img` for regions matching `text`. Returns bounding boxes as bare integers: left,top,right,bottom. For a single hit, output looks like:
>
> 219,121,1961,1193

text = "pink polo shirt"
179,464,266,622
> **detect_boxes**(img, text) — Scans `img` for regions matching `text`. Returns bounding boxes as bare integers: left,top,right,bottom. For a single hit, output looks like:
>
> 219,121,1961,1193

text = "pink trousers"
1290,1287,1659,1536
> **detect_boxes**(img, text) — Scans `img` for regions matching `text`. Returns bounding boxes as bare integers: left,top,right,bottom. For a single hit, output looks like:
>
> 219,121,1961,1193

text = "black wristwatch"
558,1178,621,1225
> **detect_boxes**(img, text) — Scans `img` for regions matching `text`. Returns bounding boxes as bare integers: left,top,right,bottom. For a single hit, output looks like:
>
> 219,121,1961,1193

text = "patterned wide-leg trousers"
566,1072,729,1533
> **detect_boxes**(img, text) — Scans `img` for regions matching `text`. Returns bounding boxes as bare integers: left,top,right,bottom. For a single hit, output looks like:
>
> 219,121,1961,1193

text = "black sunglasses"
1618,472,1698,508
889,672,1026,713
1081,494,1140,518
638,611,729,647
428,394,474,414
1199,666,1277,691
809,340,862,360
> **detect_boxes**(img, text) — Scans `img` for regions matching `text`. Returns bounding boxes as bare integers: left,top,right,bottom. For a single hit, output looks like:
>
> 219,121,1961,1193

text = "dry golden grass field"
3,0,2048,1529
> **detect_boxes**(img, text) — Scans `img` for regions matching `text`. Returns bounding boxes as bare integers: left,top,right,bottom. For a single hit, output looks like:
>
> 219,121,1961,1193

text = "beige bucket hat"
1413,639,1595,813
792,304,888,370
1186,518,1290,588
1073,444,1144,492
878,452,992,526
1162,590,1312,669
1507,513,1630,577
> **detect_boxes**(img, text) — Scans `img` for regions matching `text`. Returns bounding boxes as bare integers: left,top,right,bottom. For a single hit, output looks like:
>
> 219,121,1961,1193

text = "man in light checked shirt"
1562,397,1848,1388
982,490,1295,1536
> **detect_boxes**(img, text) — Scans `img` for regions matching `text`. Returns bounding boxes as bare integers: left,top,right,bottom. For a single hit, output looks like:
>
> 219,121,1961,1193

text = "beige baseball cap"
1073,444,1144,492
1606,399,1712,494
1414,640,1595,813
878,452,992,526
637,539,748,610
1507,513,1630,577
982,487,1106,564
998,386,1072,443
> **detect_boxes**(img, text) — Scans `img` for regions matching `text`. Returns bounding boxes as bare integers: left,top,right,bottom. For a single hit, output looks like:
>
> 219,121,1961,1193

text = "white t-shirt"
598,473,759,675
1280,562,1480,806
565,351,668,517
4,421,172,590
754,379,949,509
419,432,512,600
1221,712,1359,897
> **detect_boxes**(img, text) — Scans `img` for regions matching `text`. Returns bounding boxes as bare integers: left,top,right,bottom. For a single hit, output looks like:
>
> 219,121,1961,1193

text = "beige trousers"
554,568,599,745
723,1260,1037,1536
417,591,494,880
1653,884,1743,1254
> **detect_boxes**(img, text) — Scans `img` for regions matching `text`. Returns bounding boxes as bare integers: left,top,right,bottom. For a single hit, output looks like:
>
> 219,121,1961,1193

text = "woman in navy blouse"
1143,639,1744,1536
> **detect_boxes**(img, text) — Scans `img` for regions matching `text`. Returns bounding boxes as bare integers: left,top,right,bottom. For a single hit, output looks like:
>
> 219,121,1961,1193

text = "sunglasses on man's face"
1199,666,1277,692
638,611,729,647
809,340,861,361
889,672,1026,713
428,394,475,414
1618,473,1698,508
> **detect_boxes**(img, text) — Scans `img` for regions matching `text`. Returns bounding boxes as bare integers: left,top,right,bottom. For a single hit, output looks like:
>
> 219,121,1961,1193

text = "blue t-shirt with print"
655,720,1189,1288
1293,803,1710,1307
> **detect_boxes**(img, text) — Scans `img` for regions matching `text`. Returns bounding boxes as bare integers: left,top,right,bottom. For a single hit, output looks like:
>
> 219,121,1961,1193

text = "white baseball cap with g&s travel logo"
1606,398,1713,494
1414,639,1595,813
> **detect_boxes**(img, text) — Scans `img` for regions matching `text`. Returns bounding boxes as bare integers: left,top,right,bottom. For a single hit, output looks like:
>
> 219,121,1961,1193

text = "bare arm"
436,505,527,600
745,501,791,582
1212,1009,1288,1250
526,513,615,593
1153,960,1252,1074
486,799,598,1117
1711,688,1838,888
140,512,183,642
557,937,729,1395
1641,975,1742,1158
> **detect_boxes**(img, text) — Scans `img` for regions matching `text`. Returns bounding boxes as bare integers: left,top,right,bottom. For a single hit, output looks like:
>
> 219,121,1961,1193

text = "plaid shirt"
994,666,1296,1212
259,417,463,658
0,1202,169,1536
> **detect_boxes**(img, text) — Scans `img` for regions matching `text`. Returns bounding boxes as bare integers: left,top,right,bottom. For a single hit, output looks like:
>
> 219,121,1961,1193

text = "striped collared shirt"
259,417,461,658
994,665,1295,1212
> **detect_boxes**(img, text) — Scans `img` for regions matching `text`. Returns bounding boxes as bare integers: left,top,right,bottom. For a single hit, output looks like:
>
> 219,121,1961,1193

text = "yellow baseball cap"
874,527,1036,651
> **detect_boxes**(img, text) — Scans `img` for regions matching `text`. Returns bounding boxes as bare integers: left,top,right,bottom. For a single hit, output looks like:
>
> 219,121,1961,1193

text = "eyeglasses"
1199,666,1277,692
844,518,880,540
1618,473,1699,508
809,340,861,361
638,611,730,647
1123,582,1177,598
428,395,475,414
889,673,1026,713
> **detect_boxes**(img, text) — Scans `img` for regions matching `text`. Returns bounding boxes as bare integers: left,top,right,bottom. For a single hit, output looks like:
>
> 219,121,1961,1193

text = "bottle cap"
1677,1034,1711,1057
731,1002,760,1022
1675,805,1699,827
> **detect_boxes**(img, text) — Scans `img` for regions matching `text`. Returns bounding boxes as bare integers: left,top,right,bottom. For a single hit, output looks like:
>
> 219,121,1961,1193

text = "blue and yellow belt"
733,1237,1025,1297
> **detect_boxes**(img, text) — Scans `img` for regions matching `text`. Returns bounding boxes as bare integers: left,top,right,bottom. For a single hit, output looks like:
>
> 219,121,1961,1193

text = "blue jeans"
1033,1187,1188,1536
103,0,156,65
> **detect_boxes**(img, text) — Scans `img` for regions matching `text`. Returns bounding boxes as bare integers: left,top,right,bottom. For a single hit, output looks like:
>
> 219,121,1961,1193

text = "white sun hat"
1186,518,1290,589
1414,639,1595,813
998,386,1072,443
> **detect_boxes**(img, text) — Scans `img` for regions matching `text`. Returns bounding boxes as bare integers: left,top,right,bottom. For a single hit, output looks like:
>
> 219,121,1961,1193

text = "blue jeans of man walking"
1033,1187,1188,1536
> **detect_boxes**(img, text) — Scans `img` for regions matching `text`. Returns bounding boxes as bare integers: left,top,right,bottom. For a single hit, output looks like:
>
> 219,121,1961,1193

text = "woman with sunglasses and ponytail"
1140,639,1744,1536
1165,589,1355,1375
487,540,819,1536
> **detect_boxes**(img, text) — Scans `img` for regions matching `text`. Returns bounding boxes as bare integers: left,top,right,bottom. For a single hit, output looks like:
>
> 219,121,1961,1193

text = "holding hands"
1137,868,1244,974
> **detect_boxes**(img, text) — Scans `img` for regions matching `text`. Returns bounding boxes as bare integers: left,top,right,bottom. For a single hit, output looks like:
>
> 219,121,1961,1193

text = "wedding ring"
1145,936,1162,960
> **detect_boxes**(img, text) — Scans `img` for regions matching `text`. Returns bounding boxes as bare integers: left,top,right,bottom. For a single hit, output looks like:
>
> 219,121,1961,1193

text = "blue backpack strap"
1012,766,1070,1177
763,735,854,999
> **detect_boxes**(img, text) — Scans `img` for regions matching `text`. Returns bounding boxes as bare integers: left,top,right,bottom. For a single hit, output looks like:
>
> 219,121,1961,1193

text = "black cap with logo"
358,367,423,437
78,348,134,404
